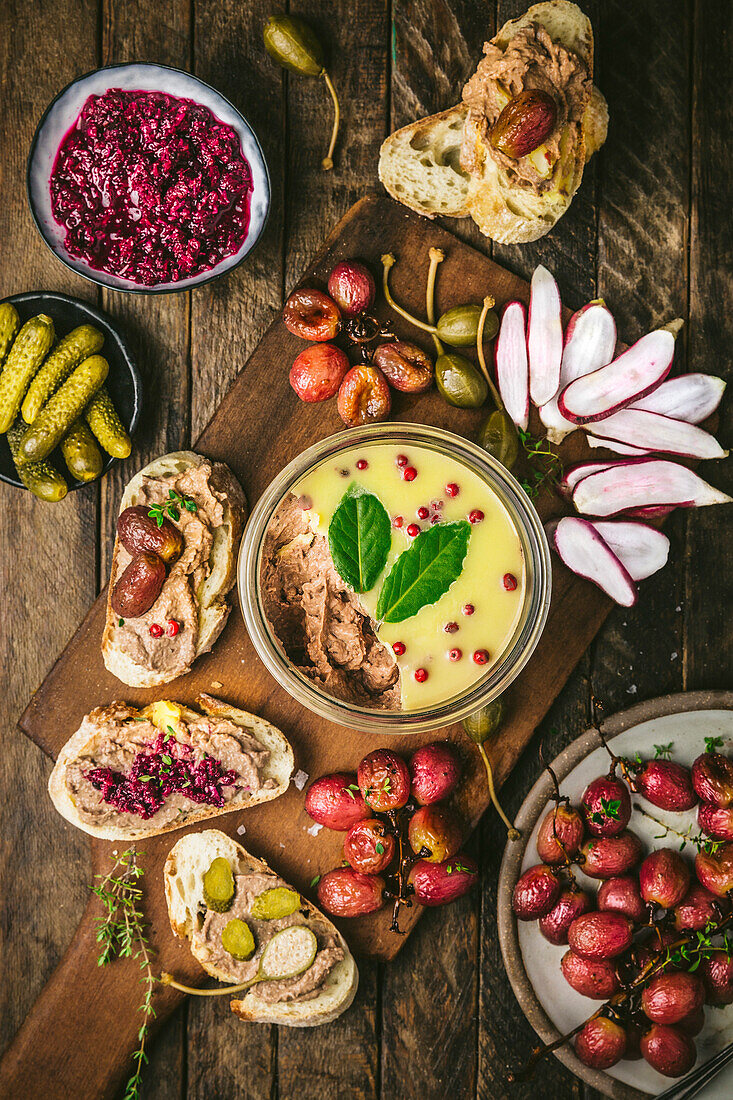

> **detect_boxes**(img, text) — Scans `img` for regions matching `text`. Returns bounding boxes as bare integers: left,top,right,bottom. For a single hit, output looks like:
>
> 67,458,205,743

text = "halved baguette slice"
102,451,247,688
378,1,607,244
48,694,294,841
164,830,358,1027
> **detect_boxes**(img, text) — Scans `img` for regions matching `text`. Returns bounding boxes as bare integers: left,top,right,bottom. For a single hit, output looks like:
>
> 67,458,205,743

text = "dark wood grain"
0,0,98,1069
0,3,730,1100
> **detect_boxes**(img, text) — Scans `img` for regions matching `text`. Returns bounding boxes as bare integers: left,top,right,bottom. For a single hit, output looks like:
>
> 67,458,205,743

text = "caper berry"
463,699,506,744
435,353,488,408
263,14,324,76
436,305,498,348
479,409,520,469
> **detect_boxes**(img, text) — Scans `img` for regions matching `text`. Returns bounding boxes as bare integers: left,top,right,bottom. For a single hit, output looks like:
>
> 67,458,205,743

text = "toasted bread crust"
48,697,294,841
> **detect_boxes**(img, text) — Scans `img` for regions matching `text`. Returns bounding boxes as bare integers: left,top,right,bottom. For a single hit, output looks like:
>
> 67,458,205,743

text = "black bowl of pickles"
0,293,141,500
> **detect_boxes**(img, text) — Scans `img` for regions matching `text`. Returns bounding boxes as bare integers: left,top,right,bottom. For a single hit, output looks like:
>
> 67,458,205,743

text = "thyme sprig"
632,803,724,853
91,848,155,1100
147,489,197,527
517,429,563,499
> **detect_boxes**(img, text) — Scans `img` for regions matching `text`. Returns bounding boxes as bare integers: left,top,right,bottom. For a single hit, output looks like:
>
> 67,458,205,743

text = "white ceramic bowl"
27,63,270,293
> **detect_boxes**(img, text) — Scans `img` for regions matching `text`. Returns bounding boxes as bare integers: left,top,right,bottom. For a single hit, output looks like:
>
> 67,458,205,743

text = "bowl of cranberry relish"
27,63,270,293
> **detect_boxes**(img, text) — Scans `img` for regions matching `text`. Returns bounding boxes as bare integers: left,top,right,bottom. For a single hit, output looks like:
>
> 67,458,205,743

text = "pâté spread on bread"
194,869,344,1002
103,452,246,687
461,21,590,195
260,440,525,711
48,696,294,839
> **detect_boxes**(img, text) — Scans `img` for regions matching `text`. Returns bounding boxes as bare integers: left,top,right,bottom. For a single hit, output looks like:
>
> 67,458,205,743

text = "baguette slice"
48,693,294,841
102,450,247,688
378,1,607,244
165,829,358,1027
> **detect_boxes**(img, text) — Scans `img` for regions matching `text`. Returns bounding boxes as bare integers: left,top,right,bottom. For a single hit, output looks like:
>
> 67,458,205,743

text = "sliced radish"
630,373,726,423
587,436,651,456
586,409,727,460
495,300,529,430
573,459,733,517
551,517,638,606
541,300,617,443
528,265,563,407
558,460,616,499
623,505,678,519
558,327,677,424
590,521,670,581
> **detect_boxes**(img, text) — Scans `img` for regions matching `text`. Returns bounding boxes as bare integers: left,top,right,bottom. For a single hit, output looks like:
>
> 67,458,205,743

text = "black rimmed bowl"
0,293,141,492
27,62,270,294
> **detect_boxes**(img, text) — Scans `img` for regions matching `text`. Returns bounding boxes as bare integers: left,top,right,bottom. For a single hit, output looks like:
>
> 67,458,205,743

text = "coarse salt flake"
307,823,323,837
237,824,246,835
293,769,309,791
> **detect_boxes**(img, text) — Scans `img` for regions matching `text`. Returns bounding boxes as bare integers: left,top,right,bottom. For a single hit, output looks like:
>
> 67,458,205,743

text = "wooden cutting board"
2,194,615,1100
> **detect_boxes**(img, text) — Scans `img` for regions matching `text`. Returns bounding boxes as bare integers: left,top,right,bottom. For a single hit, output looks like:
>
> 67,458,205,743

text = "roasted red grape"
641,971,705,1025
305,772,370,831
373,341,434,393
409,854,478,906
691,751,733,808
695,840,733,897
538,888,593,946
408,742,460,805
575,1017,626,1069
512,864,561,920
337,365,391,426
317,868,385,917
700,949,733,1005
343,818,395,875
567,911,633,961
581,774,631,837
639,849,690,909
357,749,410,812
597,875,646,923
697,801,733,841
640,1024,696,1078
673,883,721,931
535,803,585,864
580,831,642,879
283,287,341,341
408,804,462,863
290,343,349,402
327,260,375,317
633,759,697,812
560,951,620,999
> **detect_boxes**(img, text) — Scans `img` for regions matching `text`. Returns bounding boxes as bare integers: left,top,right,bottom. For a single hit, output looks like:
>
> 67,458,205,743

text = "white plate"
498,693,733,1099
27,63,270,293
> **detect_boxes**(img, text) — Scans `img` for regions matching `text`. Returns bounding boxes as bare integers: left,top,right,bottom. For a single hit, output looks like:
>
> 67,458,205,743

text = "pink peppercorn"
396,454,408,467
392,641,406,656
446,483,459,497
356,459,368,470
503,573,518,591
149,623,163,637
462,604,475,616
417,506,429,519
414,668,428,683
393,515,403,528
407,523,420,537
449,648,462,661
473,649,490,665
166,619,180,637
469,510,484,523
403,466,417,482
444,621,459,634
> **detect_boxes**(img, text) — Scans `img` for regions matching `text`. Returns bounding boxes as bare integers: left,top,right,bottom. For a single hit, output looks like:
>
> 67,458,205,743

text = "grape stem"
320,70,340,170
426,247,445,356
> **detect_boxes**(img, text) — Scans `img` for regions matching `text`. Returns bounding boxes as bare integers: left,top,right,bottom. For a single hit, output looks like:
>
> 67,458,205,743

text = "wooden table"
0,2,730,1098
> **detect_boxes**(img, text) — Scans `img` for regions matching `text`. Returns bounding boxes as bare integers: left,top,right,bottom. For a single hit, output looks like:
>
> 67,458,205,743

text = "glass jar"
238,422,551,734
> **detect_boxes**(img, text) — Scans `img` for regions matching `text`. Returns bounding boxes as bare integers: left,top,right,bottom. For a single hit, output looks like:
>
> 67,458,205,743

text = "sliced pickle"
221,918,255,961
259,926,317,982
251,887,302,921
203,857,235,913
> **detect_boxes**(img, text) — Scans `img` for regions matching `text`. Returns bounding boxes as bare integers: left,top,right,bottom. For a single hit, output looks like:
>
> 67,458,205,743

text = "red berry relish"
50,89,253,286
87,732,238,819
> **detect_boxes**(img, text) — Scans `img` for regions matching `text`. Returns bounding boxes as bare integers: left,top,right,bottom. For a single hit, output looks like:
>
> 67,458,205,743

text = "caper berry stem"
160,971,261,996
476,742,521,841
426,247,445,357
381,254,439,337
321,70,340,170
476,295,504,410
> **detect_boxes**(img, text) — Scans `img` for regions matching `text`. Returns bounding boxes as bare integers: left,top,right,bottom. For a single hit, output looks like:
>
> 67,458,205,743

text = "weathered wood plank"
186,0,286,1095
277,3,388,1098
683,0,733,690
0,0,98,1064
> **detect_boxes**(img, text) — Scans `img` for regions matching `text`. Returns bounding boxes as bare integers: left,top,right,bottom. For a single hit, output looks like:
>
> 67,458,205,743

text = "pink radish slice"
541,300,617,443
586,409,727,459
551,517,638,606
558,328,676,424
528,265,563,407
495,300,529,430
587,436,651,456
573,459,733,517
629,373,726,423
558,460,616,499
590,521,670,581
623,505,677,519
